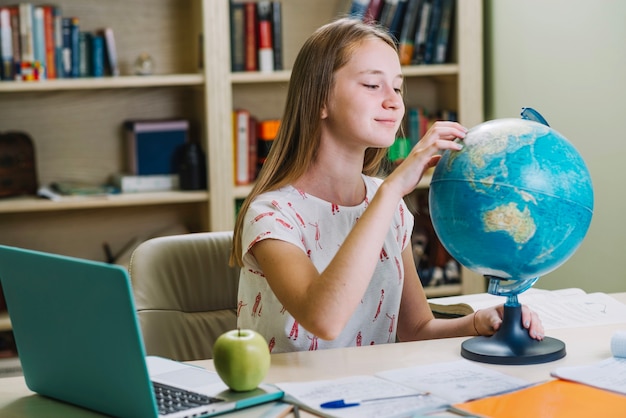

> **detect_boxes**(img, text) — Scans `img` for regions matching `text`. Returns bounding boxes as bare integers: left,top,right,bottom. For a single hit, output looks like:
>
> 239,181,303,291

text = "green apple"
212,328,271,392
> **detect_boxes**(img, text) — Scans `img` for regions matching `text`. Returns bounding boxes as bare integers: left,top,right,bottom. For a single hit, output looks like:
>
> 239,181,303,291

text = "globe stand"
461,277,566,365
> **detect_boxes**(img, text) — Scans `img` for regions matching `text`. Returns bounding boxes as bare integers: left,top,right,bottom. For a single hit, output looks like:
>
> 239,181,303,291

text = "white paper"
376,359,530,404
551,330,626,395
277,375,449,418
429,288,626,330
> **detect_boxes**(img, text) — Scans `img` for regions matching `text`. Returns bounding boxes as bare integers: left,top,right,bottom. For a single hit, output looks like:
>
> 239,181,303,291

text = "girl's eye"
363,84,379,89
394,88,403,94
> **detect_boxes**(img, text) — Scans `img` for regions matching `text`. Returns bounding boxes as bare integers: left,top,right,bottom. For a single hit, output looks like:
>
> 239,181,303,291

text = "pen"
320,392,430,409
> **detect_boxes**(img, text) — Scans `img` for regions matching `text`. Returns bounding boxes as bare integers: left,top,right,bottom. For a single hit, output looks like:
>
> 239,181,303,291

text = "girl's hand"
386,121,468,197
474,304,545,340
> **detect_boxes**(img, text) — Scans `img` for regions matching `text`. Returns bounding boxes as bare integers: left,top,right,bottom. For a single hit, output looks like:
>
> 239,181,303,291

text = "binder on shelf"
124,119,189,176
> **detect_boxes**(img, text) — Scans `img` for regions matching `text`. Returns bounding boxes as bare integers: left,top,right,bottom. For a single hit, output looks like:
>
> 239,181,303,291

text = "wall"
484,1,626,292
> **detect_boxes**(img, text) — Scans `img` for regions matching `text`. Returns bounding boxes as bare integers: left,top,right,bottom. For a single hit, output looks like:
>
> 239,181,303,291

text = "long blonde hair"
230,18,398,266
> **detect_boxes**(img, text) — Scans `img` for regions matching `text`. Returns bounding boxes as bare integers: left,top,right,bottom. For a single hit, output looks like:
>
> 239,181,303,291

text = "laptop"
0,245,283,418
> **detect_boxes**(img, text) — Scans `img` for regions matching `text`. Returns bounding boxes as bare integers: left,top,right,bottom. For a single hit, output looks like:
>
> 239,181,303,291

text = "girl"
230,18,543,353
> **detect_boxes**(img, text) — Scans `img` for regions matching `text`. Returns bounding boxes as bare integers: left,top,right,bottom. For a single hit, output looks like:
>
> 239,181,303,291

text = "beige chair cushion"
129,231,240,361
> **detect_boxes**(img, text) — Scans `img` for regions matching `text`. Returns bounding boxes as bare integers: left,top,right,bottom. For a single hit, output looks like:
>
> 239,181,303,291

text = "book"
387,0,408,42
397,0,421,65
102,27,119,76
233,109,258,185
125,119,189,176
411,0,432,64
9,6,21,80
276,359,530,418
433,0,453,64
243,2,257,72
52,5,62,78
90,33,104,77
32,6,45,74
112,174,179,193
18,3,34,64
256,1,273,72
453,380,626,418
257,118,279,171
422,0,442,64
78,32,91,77
378,0,399,29
61,17,71,77
270,1,282,71
229,1,245,72
69,17,79,78
42,5,56,79
363,0,384,23
348,0,369,20
0,8,13,80
550,330,626,395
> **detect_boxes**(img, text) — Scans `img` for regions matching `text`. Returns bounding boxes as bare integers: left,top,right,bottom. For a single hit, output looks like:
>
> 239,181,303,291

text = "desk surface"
2,292,625,417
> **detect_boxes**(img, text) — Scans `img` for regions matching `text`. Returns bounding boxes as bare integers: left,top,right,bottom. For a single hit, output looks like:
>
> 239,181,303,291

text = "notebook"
0,245,283,418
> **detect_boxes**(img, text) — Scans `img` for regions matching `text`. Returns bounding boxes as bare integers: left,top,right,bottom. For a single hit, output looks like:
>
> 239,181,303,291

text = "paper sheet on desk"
276,360,531,417
276,375,449,418
551,330,626,395
429,288,626,330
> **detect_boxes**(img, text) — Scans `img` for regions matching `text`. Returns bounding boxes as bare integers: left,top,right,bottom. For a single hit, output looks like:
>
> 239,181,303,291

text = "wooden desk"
1,293,625,417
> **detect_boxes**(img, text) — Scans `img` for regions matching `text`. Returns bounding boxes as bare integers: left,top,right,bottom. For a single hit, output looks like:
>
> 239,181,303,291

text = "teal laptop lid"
0,245,283,418
0,245,159,418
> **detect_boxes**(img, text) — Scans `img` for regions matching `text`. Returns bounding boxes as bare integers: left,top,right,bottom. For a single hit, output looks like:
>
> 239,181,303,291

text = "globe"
428,109,594,364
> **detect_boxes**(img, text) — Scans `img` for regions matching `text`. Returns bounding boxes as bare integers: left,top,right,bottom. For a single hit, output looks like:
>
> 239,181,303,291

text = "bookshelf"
0,0,484,296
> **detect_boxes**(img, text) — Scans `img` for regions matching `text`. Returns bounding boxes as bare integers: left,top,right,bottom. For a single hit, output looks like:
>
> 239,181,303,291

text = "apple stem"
238,327,241,337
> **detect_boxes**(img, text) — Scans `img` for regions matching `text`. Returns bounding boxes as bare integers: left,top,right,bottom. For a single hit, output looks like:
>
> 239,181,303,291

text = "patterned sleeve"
240,195,306,265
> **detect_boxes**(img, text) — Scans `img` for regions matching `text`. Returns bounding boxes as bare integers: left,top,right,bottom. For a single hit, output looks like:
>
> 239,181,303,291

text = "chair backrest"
128,231,239,361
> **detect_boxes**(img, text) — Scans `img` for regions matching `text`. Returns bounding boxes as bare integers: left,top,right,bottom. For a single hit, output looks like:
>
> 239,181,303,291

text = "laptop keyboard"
153,381,224,416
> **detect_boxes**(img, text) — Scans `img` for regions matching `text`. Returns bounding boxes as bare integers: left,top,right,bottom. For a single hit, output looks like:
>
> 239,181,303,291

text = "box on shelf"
112,174,179,193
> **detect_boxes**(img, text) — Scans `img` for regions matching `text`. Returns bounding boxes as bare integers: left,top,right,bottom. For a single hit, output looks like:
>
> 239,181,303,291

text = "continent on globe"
482,202,536,245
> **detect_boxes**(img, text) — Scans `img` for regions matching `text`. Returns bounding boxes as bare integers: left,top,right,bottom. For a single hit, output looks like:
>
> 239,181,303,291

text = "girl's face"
322,38,405,152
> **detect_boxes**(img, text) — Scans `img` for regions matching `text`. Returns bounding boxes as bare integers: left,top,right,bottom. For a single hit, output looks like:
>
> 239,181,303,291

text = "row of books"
0,3,117,81
229,1,283,73
345,0,455,65
233,109,280,185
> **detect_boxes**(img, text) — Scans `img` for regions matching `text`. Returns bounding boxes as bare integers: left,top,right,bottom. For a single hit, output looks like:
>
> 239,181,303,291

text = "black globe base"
461,304,566,365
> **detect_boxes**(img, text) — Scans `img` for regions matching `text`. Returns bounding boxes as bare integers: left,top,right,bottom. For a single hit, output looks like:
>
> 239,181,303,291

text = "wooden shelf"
0,191,208,214
0,74,204,92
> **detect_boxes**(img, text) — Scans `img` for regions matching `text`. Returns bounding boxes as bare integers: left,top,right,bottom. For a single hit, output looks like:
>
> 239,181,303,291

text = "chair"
128,231,239,361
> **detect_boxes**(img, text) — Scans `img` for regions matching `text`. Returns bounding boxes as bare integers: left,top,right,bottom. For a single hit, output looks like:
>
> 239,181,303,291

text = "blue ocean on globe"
429,117,594,281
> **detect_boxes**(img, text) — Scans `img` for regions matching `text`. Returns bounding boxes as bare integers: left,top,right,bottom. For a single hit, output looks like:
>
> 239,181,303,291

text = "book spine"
52,6,62,78
69,17,79,78
0,8,13,80
434,0,454,64
103,27,119,76
256,1,273,72
388,0,408,41
233,109,251,185
19,3,34,64
423,0,442,64
248,114,258,182
378,0,399,29
230,1,245,72
398,0,422,65
9,7,21,80
90,34,104,77
244,2,257,72
42,5,55,79
257,119,279,171
363,0,384,23
61,17,71,77
270,1,282,70
78,32,91,77
411,0,432,65
349,0,369,20
32,6,45,76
